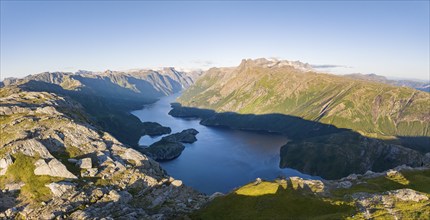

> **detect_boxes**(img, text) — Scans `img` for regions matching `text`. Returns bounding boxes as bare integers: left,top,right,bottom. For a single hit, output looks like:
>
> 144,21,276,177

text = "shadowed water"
132,93,318,194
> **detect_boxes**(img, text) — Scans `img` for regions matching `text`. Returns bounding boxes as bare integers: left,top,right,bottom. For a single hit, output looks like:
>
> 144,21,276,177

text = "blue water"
131,93,318,195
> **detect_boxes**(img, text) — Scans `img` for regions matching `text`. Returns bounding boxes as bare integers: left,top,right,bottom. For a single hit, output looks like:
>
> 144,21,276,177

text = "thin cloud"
190,60,214,67
311,64,351,69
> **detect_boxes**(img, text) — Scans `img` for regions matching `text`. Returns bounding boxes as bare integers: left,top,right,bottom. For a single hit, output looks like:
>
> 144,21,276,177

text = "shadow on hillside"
169,103,430,150
392,136,430,153
169,103,430,179
193,184,355,219
14,80,157,147
0,190,19,213
72,75,175,100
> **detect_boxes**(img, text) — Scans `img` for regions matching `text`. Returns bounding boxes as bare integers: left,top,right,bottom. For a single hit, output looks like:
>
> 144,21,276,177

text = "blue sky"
1,1,429,80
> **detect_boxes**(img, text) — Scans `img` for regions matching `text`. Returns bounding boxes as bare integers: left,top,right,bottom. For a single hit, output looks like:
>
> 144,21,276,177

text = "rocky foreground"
0,84,207,219
195,165,430,219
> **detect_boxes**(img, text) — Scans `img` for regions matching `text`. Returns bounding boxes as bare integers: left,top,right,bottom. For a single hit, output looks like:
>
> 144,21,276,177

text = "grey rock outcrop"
0,154,13,176
171,180,183,187
77,158,92,169
46,182,77,197
34,159,77,179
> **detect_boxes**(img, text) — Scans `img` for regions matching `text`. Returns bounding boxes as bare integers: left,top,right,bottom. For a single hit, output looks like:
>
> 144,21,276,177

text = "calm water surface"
132,93,317,195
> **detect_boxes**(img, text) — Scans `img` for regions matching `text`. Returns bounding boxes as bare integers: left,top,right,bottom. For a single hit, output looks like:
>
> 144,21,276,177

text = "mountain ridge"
173,58,430,179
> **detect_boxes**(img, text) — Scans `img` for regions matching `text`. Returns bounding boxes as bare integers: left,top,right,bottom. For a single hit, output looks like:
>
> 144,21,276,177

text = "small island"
141,129,199,161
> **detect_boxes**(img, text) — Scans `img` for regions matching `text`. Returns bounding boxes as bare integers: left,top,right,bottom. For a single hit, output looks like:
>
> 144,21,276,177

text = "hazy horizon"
1,1,429,80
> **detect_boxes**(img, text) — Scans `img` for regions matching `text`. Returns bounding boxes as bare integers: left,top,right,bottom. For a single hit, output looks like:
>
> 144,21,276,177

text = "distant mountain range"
344,73,429,92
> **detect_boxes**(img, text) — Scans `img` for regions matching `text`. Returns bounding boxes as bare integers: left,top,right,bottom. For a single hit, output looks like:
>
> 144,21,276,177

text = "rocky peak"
239,58,314,72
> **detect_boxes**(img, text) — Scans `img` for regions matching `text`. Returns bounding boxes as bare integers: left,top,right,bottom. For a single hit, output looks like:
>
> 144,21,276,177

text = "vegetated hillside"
193,166,430,220
174,58,430,179
280,131,427,179
1,68,200,147
178,58,430,139
345,73,430,93
0,85,207,219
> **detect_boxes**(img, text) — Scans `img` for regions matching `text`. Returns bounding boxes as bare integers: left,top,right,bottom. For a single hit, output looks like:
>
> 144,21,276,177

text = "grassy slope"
0,153,63,203
193,169,430,220
178,63,430,139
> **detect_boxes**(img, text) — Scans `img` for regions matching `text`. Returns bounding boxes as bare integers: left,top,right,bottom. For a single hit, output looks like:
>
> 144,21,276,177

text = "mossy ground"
192,181,355,220
0,153,63,203
333,169,430,197
193,169,430,220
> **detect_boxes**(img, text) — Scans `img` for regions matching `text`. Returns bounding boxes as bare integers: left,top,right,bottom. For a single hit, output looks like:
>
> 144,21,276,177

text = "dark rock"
161,129,199,143
141,122,171,137
143,140,185,161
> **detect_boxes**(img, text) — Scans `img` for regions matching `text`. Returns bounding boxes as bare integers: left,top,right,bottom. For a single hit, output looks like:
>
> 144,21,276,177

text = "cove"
131,93,318,195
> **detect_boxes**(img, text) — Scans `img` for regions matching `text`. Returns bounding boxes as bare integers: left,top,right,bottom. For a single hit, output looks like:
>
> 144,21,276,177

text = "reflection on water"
132,93,318,194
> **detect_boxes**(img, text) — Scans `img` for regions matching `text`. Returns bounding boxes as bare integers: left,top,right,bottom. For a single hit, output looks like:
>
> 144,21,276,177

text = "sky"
1,1,429,80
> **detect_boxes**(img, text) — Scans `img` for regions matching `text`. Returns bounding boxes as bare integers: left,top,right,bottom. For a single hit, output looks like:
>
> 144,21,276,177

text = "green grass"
0,153,63,203
192,181,355,220
178,64,430,139
194,169,430,220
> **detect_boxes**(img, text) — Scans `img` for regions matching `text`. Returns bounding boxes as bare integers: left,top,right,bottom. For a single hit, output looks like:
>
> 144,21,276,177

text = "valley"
175,58,430,179
131,94,317,194
0,59,429,219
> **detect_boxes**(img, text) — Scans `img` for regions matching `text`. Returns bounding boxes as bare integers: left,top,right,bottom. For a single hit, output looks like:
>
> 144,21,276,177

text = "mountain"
0,85,207,219
345,73,430,92
1,68,200,147
178,58,429,139
173,58,430,178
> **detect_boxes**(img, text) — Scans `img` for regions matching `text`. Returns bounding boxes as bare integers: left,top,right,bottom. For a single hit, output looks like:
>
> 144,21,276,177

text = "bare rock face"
77,158,92,169
0,154,13,176
390,189,429,202
34,159,77,179
120,148,149,166
12,139,54,159
171,180,183,187
46,182,77,197
352,188,429,219
4,182,25,191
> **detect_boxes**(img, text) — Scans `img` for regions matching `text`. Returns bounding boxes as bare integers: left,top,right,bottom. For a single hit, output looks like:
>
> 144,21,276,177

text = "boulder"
141,122,171,137
46,182,77,197
142,140,185,161
120,148,148,166
77,158,92,169
161,129,199,143
0,154,13,176
34,159,77,179
81,168,98,177
171,180,183,187
13,139,54,159
338,181,352,189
